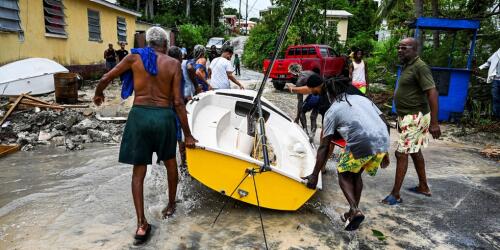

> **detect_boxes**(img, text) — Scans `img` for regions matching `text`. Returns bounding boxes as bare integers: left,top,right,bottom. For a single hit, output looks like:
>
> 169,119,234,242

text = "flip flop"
407,186,432,197
344,211,365,231
134,223,151,245
381,194,403,205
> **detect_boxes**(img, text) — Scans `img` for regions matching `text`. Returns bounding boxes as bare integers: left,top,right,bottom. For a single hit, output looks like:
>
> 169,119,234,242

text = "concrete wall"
0,0,137,66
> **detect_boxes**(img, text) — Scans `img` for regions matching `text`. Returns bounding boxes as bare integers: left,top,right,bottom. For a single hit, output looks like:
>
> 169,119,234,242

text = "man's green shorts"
119,105,176,165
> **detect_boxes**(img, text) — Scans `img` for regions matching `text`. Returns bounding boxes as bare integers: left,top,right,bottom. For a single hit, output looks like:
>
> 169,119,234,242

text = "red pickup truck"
263,44,347,90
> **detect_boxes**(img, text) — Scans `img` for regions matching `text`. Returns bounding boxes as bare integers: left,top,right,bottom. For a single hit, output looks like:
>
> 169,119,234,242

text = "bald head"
402,37,418,49
398,37,418,63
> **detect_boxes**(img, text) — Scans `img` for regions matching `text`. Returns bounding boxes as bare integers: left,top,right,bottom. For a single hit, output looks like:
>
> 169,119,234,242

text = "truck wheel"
273,81,286,90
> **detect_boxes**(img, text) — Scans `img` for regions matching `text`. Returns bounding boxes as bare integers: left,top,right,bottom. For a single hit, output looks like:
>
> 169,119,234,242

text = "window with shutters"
43,0,66,36
87,9,101,41
117,17,126,42
0,0,22,32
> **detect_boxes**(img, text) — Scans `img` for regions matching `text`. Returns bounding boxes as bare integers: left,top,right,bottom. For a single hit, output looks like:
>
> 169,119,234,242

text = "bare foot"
161,202,176,218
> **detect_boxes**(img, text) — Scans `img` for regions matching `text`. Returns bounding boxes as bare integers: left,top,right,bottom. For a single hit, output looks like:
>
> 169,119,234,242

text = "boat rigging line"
211,168,269,249
212,0,303,248
248,0,302,173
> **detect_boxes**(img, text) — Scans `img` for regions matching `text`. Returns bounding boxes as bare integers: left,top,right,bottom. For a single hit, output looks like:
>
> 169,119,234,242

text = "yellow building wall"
337,19,349,44
0,0,137,66
326,18,349,44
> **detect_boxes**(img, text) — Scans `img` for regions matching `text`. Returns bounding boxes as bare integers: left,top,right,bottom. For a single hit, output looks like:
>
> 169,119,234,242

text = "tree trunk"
414,0,423,55
136,0,140,11
149,0,154,17
432,0,439,48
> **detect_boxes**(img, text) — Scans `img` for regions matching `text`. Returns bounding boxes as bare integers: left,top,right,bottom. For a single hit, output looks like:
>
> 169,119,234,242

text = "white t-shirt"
209,57,234,89
352,60,366,83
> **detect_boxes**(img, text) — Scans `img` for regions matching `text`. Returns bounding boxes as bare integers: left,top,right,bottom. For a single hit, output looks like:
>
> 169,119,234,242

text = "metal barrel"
54,73,81,104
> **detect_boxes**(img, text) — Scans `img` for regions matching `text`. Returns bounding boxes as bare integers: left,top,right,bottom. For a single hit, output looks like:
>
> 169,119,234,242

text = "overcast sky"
225,0,272,19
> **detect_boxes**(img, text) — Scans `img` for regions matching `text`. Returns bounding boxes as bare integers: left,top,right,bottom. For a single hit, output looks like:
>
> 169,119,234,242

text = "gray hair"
146,27,168,47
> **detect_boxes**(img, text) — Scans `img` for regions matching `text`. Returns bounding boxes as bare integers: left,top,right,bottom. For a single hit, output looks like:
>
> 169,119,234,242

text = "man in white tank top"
349,49,368,94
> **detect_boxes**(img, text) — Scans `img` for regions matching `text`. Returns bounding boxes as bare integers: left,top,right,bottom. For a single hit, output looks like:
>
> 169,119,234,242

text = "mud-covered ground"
0,67,499,249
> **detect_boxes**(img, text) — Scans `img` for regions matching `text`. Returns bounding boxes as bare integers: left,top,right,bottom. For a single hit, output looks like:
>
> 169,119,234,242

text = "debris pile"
0,107,125,151
0,82,128,152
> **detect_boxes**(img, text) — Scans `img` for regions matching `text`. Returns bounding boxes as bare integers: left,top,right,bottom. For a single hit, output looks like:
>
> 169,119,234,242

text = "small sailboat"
185,0,312,213
185,89,321,211
0,58,68,96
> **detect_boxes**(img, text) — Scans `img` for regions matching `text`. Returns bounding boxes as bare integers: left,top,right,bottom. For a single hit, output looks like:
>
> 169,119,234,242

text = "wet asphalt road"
0,66,499,249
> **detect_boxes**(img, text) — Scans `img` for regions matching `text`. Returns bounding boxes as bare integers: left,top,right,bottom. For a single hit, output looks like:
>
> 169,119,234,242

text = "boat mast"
249,0,301,172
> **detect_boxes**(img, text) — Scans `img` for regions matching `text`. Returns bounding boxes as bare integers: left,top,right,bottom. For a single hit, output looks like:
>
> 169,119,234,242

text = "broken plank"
0,94,24,126
20,100,64,110
22,95,53,105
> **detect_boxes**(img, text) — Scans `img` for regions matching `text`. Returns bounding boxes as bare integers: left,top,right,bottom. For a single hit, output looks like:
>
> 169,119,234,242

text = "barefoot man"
93,27,196,244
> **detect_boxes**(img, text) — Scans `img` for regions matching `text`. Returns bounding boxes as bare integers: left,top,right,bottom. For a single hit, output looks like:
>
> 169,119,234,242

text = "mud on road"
0,67,499,249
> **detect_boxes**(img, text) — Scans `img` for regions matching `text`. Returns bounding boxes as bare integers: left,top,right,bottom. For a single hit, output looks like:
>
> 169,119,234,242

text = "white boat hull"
0,58,68,96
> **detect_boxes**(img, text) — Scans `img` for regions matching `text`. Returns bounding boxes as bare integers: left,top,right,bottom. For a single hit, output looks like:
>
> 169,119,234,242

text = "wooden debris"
19,99,64,110
0,94,23,126
481,145,500,160
0,144,20,158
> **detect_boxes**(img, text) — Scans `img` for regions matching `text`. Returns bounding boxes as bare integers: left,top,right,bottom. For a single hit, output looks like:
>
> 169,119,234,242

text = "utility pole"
211,0,215,35
239,0,241,30
245,0,248,34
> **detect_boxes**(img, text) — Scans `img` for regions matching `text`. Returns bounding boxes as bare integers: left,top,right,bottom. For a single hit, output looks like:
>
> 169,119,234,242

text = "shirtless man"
93,27,196,244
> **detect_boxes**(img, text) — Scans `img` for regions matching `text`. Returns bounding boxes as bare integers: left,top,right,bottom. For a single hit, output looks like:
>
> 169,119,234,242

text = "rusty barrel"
54,73,81,104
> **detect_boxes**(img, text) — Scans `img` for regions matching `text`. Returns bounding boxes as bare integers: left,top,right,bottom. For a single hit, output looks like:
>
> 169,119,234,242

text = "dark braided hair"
324,76,354,106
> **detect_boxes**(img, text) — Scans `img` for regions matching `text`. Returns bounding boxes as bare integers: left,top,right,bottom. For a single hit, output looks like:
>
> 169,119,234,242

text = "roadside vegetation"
244,0,499,126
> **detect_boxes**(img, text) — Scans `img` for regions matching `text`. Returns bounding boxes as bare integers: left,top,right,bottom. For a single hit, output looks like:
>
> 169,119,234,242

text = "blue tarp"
410,17,480,30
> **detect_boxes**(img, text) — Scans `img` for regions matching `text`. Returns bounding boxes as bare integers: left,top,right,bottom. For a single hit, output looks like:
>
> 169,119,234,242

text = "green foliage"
243,0,382,69
223,8,242,19
366,35,401,88
118,0,225,38
347,32,375,55
177,24,206,50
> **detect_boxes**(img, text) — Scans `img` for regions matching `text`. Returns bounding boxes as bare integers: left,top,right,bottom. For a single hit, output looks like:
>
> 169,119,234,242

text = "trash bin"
54,73,81,104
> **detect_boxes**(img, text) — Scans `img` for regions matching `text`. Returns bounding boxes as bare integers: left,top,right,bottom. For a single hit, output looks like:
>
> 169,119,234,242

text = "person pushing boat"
93,27,196,244
302,77,390,231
